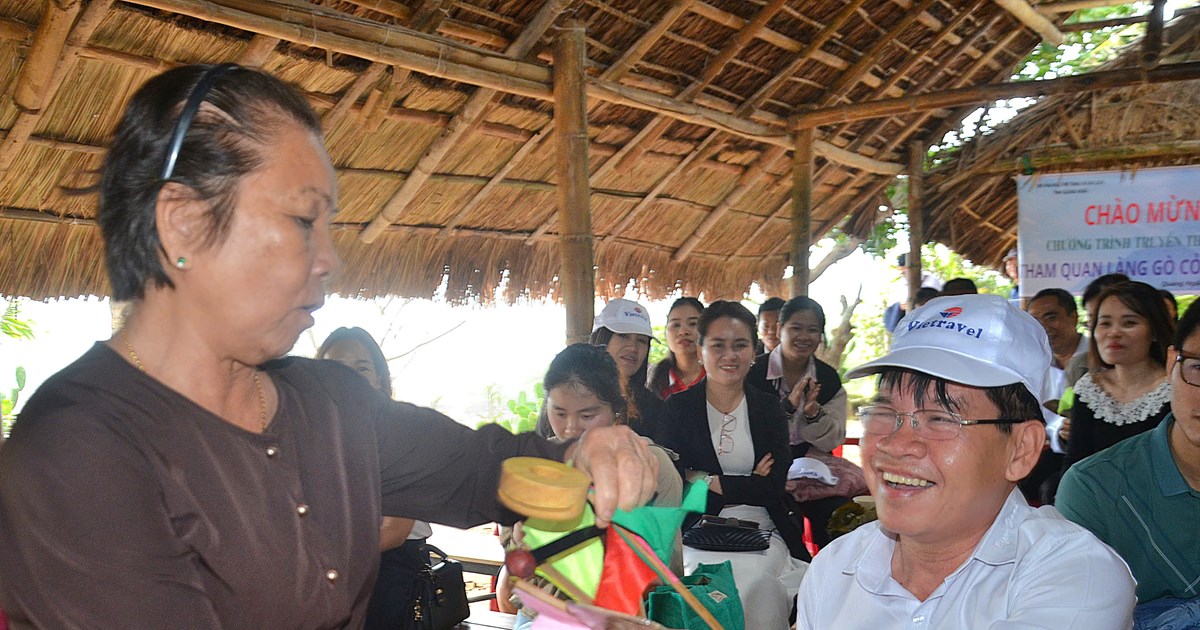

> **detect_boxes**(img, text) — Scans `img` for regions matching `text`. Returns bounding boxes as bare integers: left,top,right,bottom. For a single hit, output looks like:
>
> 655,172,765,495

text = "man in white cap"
796,294,1135,629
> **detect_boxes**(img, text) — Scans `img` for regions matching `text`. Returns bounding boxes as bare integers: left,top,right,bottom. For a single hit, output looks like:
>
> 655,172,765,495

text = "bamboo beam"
554,0,786,242
604,0,696,81
1060,6,1200,32
125,0,553,96
323,62,387,128
608,0,789,172
555,21,594,344
0,0,113,176
672,145,787,262
820,0,939,106
0,16,32,42
236,33,279,67
993,0,1065,45
790,129,815,297
784,4,995,234
1144,0,1166,67
737,0,868,116
907,141,925,309
796,61,1200,129
974,140,1200,173
600,133,724,245
14,0,82,111
359,0,570,243
1036,0,1130,14
124,0,901,172
337,0,412,20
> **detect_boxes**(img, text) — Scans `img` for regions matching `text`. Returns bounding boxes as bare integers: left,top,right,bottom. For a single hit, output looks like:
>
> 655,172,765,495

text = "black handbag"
682,515,772,553
404,544,470,630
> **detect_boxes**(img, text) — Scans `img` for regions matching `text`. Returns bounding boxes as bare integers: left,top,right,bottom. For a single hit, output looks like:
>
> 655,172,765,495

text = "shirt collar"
765,346,815,384
766,345,786,381
1152,415,1191,497
844,488,1028,592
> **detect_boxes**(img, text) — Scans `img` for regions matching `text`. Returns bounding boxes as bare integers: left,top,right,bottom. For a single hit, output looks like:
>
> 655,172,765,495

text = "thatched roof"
0,0,1167,302
925,9,1200,269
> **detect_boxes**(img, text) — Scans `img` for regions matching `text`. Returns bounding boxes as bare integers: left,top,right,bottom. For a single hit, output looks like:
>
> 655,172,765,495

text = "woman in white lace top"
1065,281,1174,470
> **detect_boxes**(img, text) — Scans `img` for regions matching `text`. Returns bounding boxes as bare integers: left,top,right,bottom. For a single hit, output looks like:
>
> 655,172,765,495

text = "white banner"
1015,165,1200,296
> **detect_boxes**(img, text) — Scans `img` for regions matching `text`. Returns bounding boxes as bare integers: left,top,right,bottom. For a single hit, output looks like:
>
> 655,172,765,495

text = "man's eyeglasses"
1175,351,1200,387
856,406,1030,441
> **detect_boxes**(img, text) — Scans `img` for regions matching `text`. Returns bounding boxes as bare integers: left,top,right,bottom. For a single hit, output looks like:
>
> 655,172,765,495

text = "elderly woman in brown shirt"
0,65,657,629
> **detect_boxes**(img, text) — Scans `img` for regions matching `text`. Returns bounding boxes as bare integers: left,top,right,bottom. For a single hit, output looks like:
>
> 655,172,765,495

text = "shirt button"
296,504,309,517
266,446,279,458
326,569,339,583
912,614,926,624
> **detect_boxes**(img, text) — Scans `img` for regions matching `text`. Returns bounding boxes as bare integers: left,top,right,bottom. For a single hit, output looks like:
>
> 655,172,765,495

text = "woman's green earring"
175,256,187,269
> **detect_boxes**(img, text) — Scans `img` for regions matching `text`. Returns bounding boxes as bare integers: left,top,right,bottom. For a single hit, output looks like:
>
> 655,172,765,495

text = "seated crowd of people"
5,63,1193,630
327,277,1196,630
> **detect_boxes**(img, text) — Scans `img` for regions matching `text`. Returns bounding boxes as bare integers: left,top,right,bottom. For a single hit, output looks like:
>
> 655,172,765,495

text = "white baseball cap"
845,294,1054,421
593,299,653,337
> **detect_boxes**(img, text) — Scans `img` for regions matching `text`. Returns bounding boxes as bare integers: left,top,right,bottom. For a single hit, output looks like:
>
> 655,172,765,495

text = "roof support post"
790,127,814,298
907,140,926,310
554,20,594,344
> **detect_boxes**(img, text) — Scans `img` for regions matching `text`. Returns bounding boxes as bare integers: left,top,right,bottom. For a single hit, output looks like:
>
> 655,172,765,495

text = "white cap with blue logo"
593,298,653,337
845,294,1055,422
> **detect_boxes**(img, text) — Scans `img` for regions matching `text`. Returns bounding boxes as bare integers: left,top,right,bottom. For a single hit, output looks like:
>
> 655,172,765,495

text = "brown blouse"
0,344,566,629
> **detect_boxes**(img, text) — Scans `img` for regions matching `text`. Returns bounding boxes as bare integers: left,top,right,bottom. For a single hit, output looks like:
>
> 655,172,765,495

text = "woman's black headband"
160,63,240,181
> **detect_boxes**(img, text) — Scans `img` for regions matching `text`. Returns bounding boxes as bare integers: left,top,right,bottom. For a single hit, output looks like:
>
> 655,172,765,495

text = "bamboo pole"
790,128,815,298
1143,0,1166,67
0,16,32,42
672,145,788,262
907,141,925,310
0,0,113,175
14,0,82,111
992,0,1065,45
1036,0,1131,13
554,20,595,345
795,61,1200,129
122,0,901,174
236,34,279,67
359,0,570,243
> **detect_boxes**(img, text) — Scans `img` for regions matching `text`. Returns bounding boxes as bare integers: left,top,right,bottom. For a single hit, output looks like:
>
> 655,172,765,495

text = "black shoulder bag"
404,544,470,630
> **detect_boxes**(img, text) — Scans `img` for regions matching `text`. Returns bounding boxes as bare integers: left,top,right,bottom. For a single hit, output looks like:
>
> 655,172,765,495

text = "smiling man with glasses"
1058,299,1200,630
796,294,1135,629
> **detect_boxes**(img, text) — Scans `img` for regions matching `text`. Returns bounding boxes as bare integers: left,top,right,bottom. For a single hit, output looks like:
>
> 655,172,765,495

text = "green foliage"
647,324,669,366
1019,6,1141,80
920,243,1012,297
475,382,544,434
1,366,25,437
1,301,34,340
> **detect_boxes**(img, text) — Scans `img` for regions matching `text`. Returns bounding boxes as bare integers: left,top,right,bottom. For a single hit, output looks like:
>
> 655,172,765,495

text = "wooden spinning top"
497,457,591,521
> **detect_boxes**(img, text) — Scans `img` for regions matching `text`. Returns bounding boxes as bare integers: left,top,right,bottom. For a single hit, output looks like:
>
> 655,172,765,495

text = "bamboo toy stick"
613,525,724,630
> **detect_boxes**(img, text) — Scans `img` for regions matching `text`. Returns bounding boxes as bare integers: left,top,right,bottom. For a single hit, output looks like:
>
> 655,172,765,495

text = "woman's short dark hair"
1174,298,1200,348
698,300,758,348
316,327,392,398
1088,281,1174,369
779,296,826,330
99,64,321,300
877,369,1044,433
537,344,627,437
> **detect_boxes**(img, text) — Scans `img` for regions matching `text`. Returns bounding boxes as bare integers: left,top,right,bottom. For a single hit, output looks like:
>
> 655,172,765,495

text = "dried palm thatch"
0,0,1187,303
926,9,1200,269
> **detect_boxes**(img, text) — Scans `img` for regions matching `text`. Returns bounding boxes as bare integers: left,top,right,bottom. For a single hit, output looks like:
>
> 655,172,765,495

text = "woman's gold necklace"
122,331,269,433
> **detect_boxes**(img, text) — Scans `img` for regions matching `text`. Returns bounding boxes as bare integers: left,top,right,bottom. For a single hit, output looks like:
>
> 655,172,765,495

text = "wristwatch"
803,408,825,425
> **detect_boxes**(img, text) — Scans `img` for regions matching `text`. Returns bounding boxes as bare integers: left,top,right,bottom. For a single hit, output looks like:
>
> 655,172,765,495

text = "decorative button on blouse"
296,504,309,517
325,569,339,583
266,446,279,458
